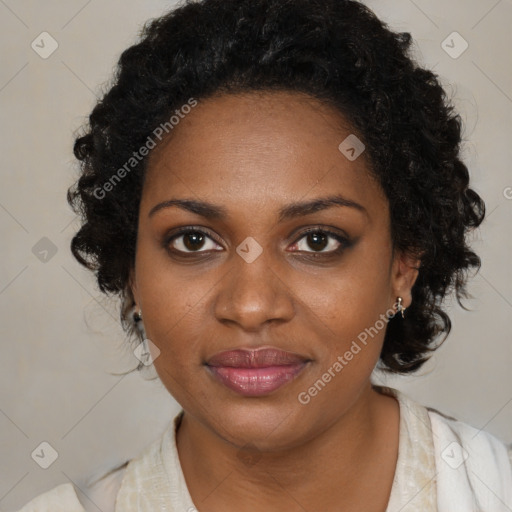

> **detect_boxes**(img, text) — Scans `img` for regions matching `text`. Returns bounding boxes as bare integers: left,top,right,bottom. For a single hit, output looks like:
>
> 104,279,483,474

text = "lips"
205,347,311,396
206,347,309,368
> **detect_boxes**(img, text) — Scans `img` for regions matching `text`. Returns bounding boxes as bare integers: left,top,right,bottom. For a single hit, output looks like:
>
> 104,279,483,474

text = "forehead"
142,91,385,216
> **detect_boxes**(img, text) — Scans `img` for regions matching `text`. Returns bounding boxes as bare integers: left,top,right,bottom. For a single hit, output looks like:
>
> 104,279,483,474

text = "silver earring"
396,297,406,319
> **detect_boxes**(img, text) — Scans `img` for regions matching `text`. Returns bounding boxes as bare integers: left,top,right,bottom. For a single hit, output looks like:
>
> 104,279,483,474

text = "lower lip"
206,363,308,396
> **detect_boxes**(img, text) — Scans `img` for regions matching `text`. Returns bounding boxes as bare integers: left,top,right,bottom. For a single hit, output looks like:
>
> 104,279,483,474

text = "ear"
128,267,139,307
390,249,421,309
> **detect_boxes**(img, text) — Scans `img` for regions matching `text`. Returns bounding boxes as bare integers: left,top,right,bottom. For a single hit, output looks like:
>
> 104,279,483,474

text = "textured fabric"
113,410,195,511
9,386,512,511
429,407,512,511
10,483,86,512
83,462,128,512
381,386,437,510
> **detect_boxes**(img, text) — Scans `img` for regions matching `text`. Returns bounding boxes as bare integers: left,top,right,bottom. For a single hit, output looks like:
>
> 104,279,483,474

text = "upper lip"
206,347,310,368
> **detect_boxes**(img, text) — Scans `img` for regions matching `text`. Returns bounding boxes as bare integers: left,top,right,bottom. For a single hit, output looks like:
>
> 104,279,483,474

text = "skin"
130,90,420,512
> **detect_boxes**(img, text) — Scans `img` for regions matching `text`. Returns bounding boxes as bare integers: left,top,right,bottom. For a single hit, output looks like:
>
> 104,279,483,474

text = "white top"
9,385,512,511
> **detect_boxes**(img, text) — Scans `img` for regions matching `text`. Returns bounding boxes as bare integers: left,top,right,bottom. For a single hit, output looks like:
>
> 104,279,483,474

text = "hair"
67,0,485,374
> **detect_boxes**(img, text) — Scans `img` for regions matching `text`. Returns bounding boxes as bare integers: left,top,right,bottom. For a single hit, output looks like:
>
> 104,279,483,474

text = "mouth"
205,347,311,397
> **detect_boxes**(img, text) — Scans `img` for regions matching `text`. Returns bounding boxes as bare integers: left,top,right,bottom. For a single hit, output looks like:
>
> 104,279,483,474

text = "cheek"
138,265,209,402
139,280,207,362
307,239,392,332
133,243,209,362
300,243,393,385
293,264,392,413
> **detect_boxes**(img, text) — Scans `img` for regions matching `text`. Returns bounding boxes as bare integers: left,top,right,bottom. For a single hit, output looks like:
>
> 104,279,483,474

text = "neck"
175,383,399,512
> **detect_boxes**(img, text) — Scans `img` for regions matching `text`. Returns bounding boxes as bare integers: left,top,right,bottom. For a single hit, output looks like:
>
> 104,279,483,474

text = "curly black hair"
68,0,485,374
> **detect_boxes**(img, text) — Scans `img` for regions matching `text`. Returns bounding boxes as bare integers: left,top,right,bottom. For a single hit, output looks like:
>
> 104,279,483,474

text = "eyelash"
163,226,351,258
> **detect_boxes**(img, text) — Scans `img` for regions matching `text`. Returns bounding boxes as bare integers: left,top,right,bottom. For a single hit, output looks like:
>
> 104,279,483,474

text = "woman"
15,0,512,510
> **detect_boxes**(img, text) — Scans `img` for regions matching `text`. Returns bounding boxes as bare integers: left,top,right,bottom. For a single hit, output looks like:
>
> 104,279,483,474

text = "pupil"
184,232,205,251
308,232,327,251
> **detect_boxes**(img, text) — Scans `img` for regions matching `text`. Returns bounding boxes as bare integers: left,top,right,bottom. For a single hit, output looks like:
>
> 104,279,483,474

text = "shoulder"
427,405,512,463
378,385,512,508
10,483,85,512
427,406,512,508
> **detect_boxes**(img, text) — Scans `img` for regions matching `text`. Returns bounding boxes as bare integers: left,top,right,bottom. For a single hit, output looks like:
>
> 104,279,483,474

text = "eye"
163,226,351,257
290,228,349,254
165,228,223,254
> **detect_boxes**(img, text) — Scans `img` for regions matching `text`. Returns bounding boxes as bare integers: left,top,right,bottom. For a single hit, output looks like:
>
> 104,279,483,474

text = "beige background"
0,0,510,509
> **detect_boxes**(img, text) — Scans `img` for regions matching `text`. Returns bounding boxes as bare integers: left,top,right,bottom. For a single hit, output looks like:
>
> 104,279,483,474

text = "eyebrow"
148,194,367,221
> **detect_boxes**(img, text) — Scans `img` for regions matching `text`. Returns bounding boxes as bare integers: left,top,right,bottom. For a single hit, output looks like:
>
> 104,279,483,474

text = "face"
131,91,418,451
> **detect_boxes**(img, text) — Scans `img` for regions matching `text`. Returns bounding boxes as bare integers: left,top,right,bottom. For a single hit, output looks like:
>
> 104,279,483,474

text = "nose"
213,249,295,331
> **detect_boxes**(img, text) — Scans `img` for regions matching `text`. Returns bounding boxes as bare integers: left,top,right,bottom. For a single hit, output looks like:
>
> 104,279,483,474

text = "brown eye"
293,229,347,254
305,232,328,251
183,232,206,251
166,229,222,254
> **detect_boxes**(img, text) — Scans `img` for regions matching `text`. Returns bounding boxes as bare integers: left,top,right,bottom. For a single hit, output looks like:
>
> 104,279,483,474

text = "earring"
132,307,145,336
133,308,143,323
396,297,406,319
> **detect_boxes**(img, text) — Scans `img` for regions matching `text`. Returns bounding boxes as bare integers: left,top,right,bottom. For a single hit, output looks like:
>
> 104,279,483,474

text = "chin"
207,397,311,451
